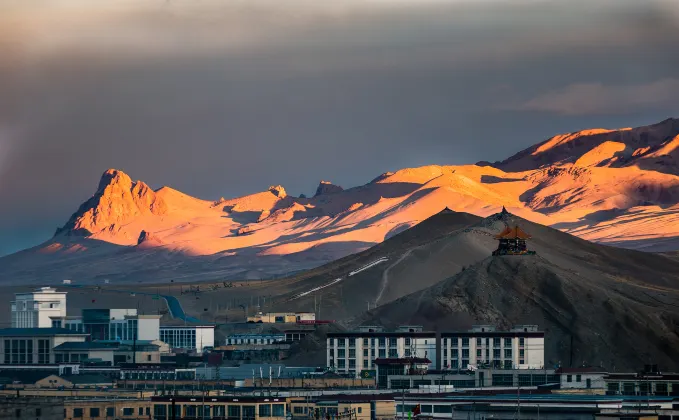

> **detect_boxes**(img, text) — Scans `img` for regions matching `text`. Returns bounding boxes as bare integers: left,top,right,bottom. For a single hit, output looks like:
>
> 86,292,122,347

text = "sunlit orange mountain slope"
1,118,678,284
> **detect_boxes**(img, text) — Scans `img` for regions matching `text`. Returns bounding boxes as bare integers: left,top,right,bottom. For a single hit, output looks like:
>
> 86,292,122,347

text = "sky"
0,0,678,256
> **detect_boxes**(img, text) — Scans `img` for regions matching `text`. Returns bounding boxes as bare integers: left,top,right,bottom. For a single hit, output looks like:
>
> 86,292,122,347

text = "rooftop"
495,226,531,240
0,328,88,337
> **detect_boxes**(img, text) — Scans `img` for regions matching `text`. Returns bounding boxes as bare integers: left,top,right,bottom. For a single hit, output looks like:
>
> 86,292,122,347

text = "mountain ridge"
2,117,679,284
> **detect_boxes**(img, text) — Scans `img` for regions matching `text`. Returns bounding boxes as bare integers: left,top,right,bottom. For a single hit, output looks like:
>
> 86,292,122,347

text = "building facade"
52,310,160,342
11,288,67,328
440,325,544,370
327,326,437,377
159,325,215,351
0,328,88,365
225,333,285,345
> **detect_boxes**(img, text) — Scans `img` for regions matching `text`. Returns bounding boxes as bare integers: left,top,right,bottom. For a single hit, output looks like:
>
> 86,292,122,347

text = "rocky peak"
314,180,344,197
268,185,287,198
55,169,167,237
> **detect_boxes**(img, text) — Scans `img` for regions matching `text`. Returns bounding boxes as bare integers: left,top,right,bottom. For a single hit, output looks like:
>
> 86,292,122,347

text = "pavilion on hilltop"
492,225,535,256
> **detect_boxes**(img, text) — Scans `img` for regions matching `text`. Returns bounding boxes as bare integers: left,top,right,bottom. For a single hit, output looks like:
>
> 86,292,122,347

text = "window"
567,375,572,383
378,349,385,358
405,349,411,357
519,349,525,358
139,407,144,415
36,409,41,416
504,338,512,347
476,337,482,346
146,407,150,415
272,404,285,417
493,349,500,359
73,408,84,418
90,408,100,417
228,405,241,418
15,409,20,417
519,337,525,346
461,338,469,347
462,349,469,358
476,349,482,357
349,359,356,369
378,338,385,347
348,349,356,358
338,360,346,369
337,338,345,347
363,349,368,357
38,339,50,364
106,407,114,417
123,407,134,416
405,338,411,346
259,404,271,417
147,355,152,361
504,349,512,358
338,349,345,358
348,338,356,348
452,349,458,358
357,407,362,414
576,374,582,382
363,338,369,346
388,349,398,358
389,338,397,347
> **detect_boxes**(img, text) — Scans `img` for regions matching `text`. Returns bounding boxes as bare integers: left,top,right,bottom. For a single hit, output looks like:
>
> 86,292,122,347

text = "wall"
0,397,64,420
196,327,215,350
64,399,150,420
137,317,160,341
243,377,375,388
561,373,606,389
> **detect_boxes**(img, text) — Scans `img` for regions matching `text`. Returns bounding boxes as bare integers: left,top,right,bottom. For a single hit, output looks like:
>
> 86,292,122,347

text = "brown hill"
362,212,679,371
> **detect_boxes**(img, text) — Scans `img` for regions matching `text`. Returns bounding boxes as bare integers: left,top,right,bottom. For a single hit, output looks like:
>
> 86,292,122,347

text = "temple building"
492,225,534,255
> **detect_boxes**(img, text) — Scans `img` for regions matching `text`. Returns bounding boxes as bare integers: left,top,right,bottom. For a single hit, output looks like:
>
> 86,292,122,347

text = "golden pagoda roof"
494,225,531,240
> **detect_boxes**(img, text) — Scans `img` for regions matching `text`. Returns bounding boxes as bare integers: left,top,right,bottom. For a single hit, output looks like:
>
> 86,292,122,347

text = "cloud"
517,79,679,116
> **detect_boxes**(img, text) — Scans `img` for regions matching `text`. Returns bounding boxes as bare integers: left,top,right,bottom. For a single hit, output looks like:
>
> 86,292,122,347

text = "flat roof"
151,396,284,403
327,332,435,338
160,325,215,329
0,328,88,337
441,331,544,337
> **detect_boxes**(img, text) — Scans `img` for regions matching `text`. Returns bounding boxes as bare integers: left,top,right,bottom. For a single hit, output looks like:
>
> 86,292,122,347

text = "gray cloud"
517,79,679,116
0,0,678,256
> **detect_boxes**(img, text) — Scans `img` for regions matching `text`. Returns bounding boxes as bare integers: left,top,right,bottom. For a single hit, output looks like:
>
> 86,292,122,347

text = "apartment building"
327,326,436,377
440,325,544,370
11,288,67,328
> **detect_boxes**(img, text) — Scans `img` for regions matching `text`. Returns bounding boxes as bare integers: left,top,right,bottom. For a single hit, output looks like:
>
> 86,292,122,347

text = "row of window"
152,403,284,419
443,337,524,347
442,348,518,359
68,407,144,418
3,339,50,364
160,329,197,349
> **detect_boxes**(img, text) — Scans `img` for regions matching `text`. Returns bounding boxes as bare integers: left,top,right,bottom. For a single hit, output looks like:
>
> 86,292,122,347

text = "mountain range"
1,117,679,284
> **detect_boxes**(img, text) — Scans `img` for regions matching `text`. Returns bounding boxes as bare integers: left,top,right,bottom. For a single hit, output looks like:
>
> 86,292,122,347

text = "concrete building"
556,367,607,390
440,325,545,370
327,326,436,377
11,287,67,328
225,333,285,345
52,309,160,342
0,328,88,365
159,325,215,351
604,370,679,396
53,340,162,365
247,312,316,323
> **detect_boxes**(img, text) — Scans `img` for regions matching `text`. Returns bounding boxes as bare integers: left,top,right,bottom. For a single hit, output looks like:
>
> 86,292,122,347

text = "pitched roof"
0,328,88,337
494,226,531,240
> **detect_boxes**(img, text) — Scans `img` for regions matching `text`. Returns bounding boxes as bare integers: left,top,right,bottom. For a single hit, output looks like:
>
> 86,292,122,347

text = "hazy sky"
1,0,678,256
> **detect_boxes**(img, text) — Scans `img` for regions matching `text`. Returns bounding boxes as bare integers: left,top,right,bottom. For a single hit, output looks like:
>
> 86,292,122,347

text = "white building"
557,367,607,389
225,333,285,345
327,326,436,377
51,309,160,342
159,325,215,352
440,325,544,370
11,287,67,328
0,328,87,365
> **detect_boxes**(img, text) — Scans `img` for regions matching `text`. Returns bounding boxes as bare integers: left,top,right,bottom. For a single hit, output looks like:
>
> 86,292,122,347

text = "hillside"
363,212,679,371
2,118,679,284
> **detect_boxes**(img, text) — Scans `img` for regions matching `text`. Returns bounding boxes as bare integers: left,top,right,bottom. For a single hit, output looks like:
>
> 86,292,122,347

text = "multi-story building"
247,312,316,324
0,328,88,365
11,288,67,328
327,326,436,377
51,309,160,342
440,325,544,370
159,325,215,352
225,333,285,345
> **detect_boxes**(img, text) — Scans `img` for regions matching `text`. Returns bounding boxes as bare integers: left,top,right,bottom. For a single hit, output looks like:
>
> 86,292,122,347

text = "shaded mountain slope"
363,212,679,371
